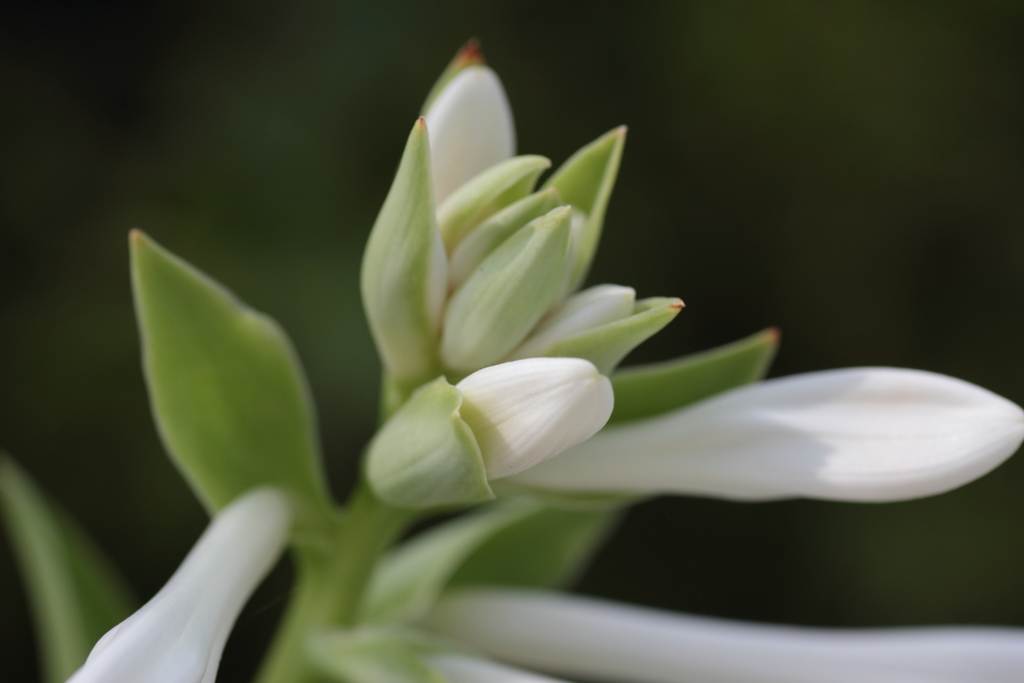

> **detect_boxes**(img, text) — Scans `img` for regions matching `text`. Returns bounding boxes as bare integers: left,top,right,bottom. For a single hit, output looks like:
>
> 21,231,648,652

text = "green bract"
441,206,573,373
543,126,627,294
131,231,332,529
544,296,684,374
437,154,551,250
608,327,780,424
361,119,444,389
448,187,564,288
366,378,493,510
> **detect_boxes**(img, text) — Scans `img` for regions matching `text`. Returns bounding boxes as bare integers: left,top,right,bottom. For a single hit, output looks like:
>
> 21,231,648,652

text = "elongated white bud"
456,358,614,479
511,367,1024,502
507,284,636,360
67,488,291,683
426,589,1024,683
425,66,516,204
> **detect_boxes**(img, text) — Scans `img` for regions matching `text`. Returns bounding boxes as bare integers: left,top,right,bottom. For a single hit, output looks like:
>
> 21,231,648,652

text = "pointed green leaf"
609,327,780,424
366,377,493,509
131,231,332,527
420,40,486,115
361,118,444,386
448,188,564,289
441,207,572,373
543,126,626,291
446,504,619,591
361,500,618,625
545,297,684,374
0,456,135,683
360,502,534,623
438,155,551,250
309,627,450,683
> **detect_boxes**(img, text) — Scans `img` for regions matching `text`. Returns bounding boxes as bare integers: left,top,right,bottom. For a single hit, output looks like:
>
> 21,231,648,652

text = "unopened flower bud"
425,65,515,204
366,358,613,509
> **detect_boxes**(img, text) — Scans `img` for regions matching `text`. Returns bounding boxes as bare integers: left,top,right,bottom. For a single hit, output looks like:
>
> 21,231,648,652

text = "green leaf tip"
130,231,332,528
544,296,684,374
609,327,781,424
544,126,628,292
361,119,444,387
0,456,135,683
366,377,494,510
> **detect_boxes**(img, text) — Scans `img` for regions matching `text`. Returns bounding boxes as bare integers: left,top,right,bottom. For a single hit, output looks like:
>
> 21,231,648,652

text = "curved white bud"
456,358,614,480
511,367,1024,501
507,284,636,361
425,589,1024,683
428,654,572,683
425,66,516,204
68,488,291,683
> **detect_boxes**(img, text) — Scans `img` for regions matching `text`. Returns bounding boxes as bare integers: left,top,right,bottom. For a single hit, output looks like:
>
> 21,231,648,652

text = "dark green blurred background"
3,0,1024,680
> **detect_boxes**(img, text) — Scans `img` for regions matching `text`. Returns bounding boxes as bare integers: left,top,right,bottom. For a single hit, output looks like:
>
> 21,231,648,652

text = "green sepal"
421,40,485,115
441,207,572,373
0,456,135,683
131,231,332,528
365,377,493,510
361,118,443,386
438,155,551,251
361,500,618,624
543,126,626,292
544,297,684,374
609,327,780,424
448,188,564,289
309,627,453,683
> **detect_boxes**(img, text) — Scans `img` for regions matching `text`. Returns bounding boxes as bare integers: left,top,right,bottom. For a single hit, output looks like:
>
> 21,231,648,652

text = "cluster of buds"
361,45,682,508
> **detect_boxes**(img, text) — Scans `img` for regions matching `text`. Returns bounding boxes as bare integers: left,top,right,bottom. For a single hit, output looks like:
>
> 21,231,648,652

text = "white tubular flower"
427,654,572,683
425,589,1024,683
67,488,291,683
506,284,636,361
425,65,516,204
457,358,614,480
510,367,1024,501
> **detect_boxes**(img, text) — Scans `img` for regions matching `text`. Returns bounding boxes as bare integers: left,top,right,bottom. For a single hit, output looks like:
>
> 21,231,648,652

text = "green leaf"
448,188,564,289
447,504,619,590
361,119,444,386
420,40,485,115
609,327,780,424
131,231,332,528
545,297,684,374
441,206,572,373
0,456,135,683
438,155,551,250
309,627,450,683
366,377,493,510
361,500,618,624
543,126,627,292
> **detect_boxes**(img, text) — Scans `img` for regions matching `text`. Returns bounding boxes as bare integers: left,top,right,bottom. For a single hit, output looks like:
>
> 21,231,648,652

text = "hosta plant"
3,41,1024,683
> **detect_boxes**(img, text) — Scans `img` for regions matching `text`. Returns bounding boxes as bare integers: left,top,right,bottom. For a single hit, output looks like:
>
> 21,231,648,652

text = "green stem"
254,484,413,683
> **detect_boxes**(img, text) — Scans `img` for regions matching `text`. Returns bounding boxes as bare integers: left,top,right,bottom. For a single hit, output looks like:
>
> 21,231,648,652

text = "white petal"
507,284,636,360
68,488,291,683
511,367,1024,501
427,654,572,683
425,589,1024,683
456,358,614,480
425,66,516,204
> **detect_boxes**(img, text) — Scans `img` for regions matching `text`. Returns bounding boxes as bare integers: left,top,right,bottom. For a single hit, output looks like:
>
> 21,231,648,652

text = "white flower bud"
425,66,516,204
67,488,291,683
507,284,636,360
456,358,614,480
